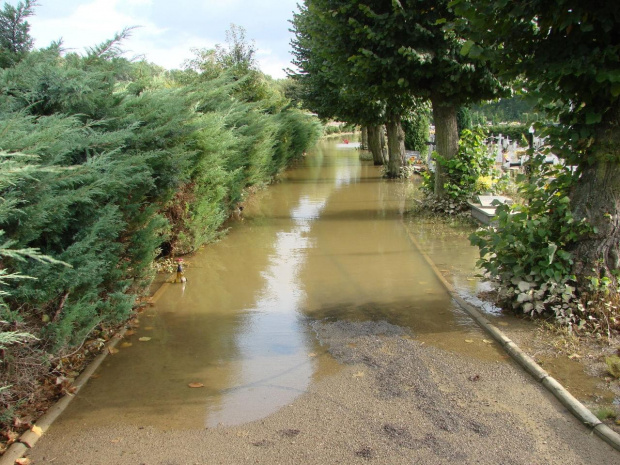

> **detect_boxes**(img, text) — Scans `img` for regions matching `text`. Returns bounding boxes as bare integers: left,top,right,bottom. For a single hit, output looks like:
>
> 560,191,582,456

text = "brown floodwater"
54,137,520,432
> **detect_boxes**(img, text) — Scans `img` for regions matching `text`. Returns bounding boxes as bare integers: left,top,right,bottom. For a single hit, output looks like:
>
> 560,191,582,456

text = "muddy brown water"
47,137,592,434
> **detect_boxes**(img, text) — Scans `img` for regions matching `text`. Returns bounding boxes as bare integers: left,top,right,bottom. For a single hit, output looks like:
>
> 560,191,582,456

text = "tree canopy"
290,0,504,182
452,0,620,293
0,0,35,67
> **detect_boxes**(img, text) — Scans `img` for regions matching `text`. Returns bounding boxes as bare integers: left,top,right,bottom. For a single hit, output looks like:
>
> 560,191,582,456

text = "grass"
594,406,617,421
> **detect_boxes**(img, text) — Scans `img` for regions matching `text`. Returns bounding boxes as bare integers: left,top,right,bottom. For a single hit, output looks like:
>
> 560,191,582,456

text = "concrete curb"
402,222,620,452
0,328,130,464
0,443,27,465
0,273,176,464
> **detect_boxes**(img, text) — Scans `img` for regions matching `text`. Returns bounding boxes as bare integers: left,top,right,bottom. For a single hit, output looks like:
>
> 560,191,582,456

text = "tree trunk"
570,103,620,292
361,126,368,150
380,126,388,164
431,98,459,197
367,125,384,166
385,115,405,178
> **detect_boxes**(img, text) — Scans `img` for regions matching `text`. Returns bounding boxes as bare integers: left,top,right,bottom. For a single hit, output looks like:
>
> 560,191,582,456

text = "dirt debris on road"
26,320,620,464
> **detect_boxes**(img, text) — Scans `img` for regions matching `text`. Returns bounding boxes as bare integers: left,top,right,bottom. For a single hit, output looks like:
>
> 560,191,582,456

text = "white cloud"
29,0,209,69
29,0,159,50
258,59,288,80
27,0,299,76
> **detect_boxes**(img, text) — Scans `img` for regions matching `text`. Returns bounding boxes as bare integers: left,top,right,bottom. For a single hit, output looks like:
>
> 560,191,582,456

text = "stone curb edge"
0,327,127,465
402,222,620,452
0,274,174,465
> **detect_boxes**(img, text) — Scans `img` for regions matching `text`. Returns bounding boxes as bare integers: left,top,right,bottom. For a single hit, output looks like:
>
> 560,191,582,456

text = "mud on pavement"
27,320,620,465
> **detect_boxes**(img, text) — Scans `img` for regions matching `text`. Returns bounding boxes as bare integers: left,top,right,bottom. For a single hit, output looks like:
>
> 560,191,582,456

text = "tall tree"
290,3,387,165
0,0,35,68
453,0,620,293
291,0,503,181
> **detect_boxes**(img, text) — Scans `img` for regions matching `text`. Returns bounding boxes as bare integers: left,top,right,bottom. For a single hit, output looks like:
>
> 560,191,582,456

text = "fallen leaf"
108,347,119,354
138,337,151,342
144,326,154,331
120,342,133,348
13,417,29,428
308,352,316,357
124,329,136,337
62,385,77,395
31,425,43,437
497,322,509,327
188,382,204,388
5,431,18,445
483,339,493,344
568,353,581,360
89,373,101,379
465,339,474,343
16,458,31,465
353,371,365,378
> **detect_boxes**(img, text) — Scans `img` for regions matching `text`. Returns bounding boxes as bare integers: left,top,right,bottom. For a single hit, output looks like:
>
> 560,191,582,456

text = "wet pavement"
41,137,509,431
24,137,620,465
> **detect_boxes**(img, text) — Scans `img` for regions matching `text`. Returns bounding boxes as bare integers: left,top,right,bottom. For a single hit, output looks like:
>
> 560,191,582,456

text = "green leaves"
469,153,589,322
459,39,484,59
585,112,602,125
0,36,322,350
454,0,620,161
422,127,501,201
460,40,474,56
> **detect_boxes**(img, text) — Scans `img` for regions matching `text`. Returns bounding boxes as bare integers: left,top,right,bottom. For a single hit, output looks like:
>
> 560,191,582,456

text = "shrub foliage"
469,155,595,328
422,128,503,213
0,34,321,357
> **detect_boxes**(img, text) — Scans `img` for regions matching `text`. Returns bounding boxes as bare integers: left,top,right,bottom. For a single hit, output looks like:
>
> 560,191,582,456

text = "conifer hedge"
0,41,321,353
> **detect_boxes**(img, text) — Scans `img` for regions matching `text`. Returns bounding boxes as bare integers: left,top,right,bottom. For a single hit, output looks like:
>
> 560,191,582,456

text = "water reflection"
204,195,329,426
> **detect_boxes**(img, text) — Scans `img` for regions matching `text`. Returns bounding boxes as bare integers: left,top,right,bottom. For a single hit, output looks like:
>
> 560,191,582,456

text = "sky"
24,0,301,79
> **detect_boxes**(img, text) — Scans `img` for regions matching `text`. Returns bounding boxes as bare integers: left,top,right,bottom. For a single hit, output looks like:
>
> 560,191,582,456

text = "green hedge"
0,46,321,350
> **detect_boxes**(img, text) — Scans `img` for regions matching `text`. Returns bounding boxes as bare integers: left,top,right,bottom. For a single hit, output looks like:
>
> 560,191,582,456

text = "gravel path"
27,320,620,464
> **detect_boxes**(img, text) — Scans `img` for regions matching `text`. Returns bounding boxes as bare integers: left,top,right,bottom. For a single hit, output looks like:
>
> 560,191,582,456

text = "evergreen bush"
402,110,430,152
0,35,321,352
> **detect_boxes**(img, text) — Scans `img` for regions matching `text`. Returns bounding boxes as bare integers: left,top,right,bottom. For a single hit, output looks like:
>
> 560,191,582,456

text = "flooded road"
50,137,505,431
27,137,620,465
